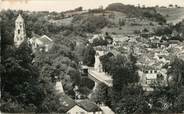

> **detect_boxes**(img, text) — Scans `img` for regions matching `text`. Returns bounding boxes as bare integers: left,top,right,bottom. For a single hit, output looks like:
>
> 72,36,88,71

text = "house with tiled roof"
100,105,115,114
58,95,103,114
75,100,102,114
59,95,77,113
138,64,168,91
66,99,103,114
29,35,53,52
137,49,169,91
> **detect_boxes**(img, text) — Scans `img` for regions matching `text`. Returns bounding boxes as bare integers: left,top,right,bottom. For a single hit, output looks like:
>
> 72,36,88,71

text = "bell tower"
14,14,26,48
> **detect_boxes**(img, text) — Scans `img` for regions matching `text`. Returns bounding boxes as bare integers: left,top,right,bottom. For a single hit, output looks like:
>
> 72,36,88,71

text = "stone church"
14,14,53,52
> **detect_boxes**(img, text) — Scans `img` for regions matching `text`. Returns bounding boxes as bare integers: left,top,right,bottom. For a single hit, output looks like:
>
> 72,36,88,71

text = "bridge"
88,67,113,87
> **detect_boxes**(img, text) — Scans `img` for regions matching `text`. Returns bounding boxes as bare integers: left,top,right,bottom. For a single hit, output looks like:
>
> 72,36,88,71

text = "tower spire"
14,14,26,48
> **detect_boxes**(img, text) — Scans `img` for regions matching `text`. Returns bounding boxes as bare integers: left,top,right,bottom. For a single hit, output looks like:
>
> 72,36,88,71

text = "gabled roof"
39,35,53,44
76,100,102,112
30,35,53,44
59,95,76,112
100,106,115,114
16,14,24,22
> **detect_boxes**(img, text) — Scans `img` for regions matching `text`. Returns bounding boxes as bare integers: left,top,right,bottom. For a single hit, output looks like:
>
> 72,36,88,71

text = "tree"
83,45,96,66
75,43,86,61
110,54,137,87
1,10,16,46
100,52,114,73
1,43,46,112
119,18,125,26
74,6,83,11
90,83,109,104
172,87,184,112
167,57,184,88
80,78,95,90
72,15,109,33
169,4,173,8
108,54,136,105
92,38,108,46
99,53,140,112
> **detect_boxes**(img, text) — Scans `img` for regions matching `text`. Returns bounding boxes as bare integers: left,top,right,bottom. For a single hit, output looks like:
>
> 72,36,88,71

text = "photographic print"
1,0,184,113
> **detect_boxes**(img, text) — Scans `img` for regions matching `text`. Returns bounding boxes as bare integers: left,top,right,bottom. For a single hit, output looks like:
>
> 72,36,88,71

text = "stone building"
14,14,26,48
94,50,105,72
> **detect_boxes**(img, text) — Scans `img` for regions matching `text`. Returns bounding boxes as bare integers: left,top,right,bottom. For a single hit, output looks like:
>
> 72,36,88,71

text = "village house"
154,52,170,64
138,65,167,91
100,106,115,114
57,94,104,114
168,40,181,48
29,35,53,52
13,14,53,52
136,48,169,91
69,100,102,114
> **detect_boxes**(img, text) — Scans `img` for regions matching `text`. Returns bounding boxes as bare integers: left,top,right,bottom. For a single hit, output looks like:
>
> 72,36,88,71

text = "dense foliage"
1,42,45,112
33,37,80,97
0,10,82,113
72,15,110,33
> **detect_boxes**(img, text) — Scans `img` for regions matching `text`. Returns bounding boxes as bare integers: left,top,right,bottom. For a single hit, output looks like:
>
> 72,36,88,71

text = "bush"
80,78,95,89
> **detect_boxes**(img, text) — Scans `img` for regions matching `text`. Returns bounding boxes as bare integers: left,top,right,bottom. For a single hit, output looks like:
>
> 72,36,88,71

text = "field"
49,17,73,26
156,8,184,24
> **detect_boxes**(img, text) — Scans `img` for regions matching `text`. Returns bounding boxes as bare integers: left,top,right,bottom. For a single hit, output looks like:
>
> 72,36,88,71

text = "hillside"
106,3,142,17
156,8,184,24
106,3,166,23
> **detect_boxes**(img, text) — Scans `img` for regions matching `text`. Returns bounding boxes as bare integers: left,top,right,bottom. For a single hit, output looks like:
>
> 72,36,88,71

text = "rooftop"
76,99,102,112
39,35,53,44
59,94,76,112
100,106,115,114
31,35,53,44
16,14,24,22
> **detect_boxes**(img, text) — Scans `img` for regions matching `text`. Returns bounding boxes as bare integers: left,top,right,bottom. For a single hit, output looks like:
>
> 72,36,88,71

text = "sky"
1,0,184,12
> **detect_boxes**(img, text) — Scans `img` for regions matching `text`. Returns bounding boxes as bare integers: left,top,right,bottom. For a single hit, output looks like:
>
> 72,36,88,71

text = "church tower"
14,14,26,48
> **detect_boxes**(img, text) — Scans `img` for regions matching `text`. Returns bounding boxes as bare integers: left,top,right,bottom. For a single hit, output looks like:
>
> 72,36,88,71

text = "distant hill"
156,8,184,24
106,3,166,23
106,3,143,17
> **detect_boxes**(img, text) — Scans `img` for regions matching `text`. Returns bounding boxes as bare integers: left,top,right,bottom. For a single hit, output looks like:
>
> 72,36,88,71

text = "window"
84,69,88,74
159,57,163,59
18,29,20,34
146,80,151,84
80,112,85,114
145,70,148,73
